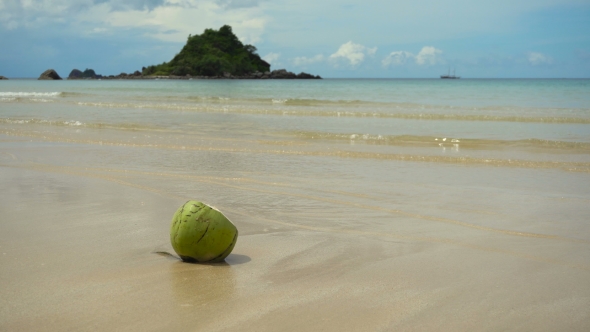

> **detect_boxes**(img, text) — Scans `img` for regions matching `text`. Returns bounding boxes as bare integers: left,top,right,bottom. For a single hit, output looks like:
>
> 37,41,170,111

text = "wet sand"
1,131,590,331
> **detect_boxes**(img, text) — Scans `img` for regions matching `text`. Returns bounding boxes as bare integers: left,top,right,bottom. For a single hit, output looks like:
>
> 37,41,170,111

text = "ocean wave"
74,101,590,124
29,98,55,103
280,98,365,106
1,97,54,103
0,118,84,126
294,131,590,151
153,95,588,115
63,120,83,126
0,117,166,131
272,99,288,104
2,126,589,172
179,96,367,106
0,92,62,97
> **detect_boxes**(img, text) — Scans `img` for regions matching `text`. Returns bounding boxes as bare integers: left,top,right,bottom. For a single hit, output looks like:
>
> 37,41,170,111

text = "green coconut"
170,201,238,263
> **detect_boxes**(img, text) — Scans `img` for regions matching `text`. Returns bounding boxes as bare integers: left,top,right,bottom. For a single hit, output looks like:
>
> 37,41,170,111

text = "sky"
1,0,589,78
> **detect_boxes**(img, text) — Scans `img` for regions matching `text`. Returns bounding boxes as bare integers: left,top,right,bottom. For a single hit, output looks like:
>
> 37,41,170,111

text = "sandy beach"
1,134,589,331
1,79,590,331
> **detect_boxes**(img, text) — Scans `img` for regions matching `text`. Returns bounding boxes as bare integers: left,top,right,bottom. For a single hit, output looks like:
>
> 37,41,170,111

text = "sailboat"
440,67,460,79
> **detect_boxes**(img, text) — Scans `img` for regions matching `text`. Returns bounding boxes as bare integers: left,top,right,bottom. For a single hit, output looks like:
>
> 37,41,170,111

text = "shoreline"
2,133,589,331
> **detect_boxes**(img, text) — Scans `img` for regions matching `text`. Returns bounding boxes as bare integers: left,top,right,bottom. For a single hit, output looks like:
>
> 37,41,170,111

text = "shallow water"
2,77,590,212
1,78,589,330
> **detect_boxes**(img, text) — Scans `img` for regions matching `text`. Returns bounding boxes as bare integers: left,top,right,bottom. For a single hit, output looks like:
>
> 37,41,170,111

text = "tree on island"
143,25,271,77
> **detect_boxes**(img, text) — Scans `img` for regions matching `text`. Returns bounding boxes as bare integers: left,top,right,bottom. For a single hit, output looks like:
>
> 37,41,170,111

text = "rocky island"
141,25,320,79
54,25,320,80
68,68,103,79
38,69,62,80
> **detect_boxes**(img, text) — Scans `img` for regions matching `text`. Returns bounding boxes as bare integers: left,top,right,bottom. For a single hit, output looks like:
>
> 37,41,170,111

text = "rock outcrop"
68,68,102,79
0,76,8,80
68,69,83,79
38,69,62,80
264,69,321,79
96,68,320,80
296,72,321,79
269,69,297,79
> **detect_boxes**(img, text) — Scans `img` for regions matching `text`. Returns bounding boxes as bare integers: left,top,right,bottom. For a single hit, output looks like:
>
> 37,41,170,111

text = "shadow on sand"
153,251,251,266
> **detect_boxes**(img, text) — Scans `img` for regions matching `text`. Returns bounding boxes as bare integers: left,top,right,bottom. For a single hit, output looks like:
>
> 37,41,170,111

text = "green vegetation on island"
49,25,320,80
143,25,270,77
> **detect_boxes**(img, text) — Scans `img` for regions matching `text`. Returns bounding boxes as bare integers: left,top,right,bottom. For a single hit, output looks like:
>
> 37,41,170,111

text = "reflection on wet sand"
165,255,260,331
168,260,236,308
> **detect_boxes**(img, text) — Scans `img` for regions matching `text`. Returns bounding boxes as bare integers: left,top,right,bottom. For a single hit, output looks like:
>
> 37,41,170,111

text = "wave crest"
0,92,62,97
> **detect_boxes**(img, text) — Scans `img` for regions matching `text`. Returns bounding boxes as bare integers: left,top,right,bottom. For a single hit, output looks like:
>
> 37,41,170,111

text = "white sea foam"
272,99,288,104
4,119,30,124
64,120,83,126
0,92,62,97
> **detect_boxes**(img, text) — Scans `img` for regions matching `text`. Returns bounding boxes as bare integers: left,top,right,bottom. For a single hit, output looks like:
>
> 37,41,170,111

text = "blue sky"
1,0,589,78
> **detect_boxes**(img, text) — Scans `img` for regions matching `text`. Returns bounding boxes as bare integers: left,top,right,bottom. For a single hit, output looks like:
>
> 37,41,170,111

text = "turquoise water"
2,78,589,107
1,78,590,171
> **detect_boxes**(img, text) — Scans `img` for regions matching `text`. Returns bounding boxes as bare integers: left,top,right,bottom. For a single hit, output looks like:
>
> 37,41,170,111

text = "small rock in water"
170,201,238,263
38,69,62,80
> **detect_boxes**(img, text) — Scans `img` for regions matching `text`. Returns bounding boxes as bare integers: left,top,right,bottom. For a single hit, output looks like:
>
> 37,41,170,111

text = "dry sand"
1,135,589,331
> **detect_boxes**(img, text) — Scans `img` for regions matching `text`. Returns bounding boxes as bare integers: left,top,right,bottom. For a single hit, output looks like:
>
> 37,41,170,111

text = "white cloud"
415,46,443,65
382,51,414,67
216,0,263,9
0,0,268,43
263,52,280,65
528,52,553,65
90,27,107,33
231,17,266,44
329,41,377,66
382,46,443,67
293,54,324,66
93,1,268,43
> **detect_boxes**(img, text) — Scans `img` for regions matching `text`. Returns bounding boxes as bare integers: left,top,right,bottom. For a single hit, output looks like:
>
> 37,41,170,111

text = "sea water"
2,79,589,161
3,77,590,330
1,78,589,246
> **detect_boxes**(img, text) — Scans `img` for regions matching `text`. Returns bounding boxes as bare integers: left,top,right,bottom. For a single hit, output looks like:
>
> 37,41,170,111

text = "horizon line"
2,77,589,80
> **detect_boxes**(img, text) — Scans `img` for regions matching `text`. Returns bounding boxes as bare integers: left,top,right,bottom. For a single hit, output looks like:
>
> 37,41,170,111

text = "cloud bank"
262,52,280,65
528,52,553,65
329,41,377,66
216,0,263,9
293,54,324,66
382,46,443,67
381,51,414,66
0,0,268,44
